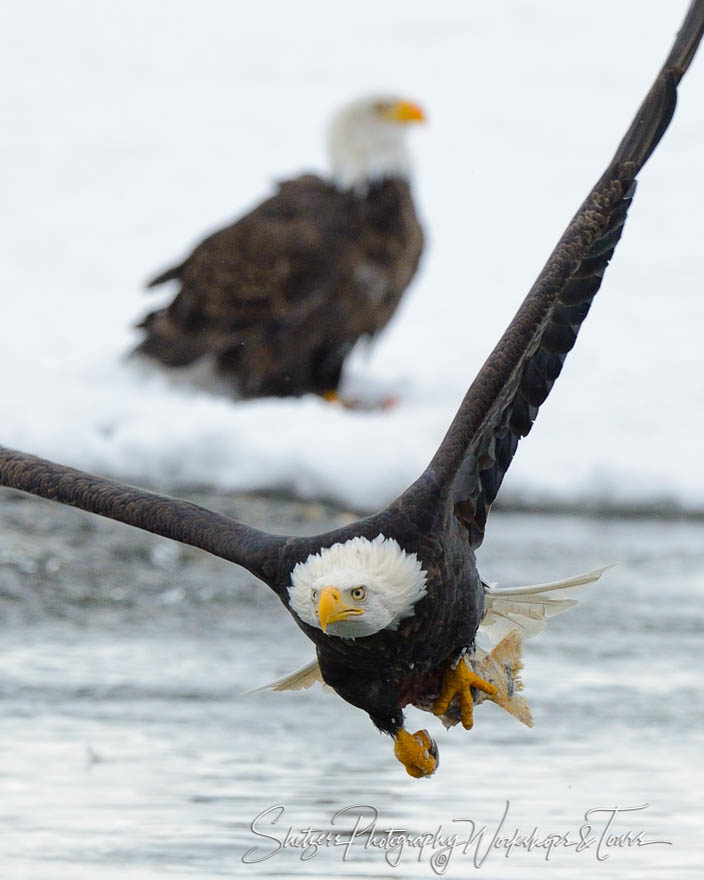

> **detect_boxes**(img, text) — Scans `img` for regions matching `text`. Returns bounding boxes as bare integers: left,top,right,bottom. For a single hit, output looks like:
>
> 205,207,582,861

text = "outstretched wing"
410,0,704,548
0,446,287,590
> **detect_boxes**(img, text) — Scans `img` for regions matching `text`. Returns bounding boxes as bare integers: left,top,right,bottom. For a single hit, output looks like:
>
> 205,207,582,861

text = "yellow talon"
393,728,438,778
433,656,498,730
321,390,399,411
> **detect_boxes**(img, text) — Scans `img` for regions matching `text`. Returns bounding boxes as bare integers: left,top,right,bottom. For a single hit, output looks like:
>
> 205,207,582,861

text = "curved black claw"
426,733,439,770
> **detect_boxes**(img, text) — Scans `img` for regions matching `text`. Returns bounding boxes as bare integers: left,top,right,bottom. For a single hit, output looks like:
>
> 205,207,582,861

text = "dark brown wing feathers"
417,0,704,548
136,174,423,397
146,261,185,289
0,446,286,589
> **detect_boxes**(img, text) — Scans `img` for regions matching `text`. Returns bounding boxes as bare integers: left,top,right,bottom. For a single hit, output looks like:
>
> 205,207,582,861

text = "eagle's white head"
328,94,425,192
288,534,428,639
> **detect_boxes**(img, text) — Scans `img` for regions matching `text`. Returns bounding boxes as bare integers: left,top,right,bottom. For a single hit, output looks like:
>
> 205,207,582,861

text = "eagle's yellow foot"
393,728,438,778
322,390,362,410
433,656,498,730
322,390,399,411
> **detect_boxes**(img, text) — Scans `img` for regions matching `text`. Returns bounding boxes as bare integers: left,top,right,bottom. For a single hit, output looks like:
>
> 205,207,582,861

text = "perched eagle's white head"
288,534,428,639
328,95,425,192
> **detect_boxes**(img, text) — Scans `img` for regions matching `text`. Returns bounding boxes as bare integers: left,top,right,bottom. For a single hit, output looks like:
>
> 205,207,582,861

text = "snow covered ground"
2,0,703,512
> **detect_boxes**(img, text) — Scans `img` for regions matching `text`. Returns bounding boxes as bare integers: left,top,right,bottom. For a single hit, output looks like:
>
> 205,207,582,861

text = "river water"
0,490,702,879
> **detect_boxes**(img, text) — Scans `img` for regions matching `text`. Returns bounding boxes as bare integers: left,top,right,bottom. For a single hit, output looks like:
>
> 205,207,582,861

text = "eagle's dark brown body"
301,506,484,734
136,175,423,397
1,0,702,774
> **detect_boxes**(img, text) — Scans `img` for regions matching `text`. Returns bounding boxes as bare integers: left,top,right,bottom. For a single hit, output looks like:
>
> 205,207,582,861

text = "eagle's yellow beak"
317,586,364,633
387,100,425,124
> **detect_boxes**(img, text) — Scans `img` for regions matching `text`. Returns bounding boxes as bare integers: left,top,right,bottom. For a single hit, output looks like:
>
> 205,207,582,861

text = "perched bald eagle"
133,95,425,399
2,0,702,778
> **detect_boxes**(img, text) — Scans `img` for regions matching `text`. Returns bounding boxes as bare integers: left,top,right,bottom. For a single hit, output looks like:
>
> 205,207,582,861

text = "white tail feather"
480,564,614,644
243,659,329,695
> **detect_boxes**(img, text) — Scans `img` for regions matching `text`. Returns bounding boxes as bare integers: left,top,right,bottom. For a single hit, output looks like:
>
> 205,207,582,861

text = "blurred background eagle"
133,95,425,400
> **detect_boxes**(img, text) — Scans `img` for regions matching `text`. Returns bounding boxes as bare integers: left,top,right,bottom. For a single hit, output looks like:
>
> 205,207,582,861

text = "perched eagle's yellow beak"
387,100,425,124
317,586,364,633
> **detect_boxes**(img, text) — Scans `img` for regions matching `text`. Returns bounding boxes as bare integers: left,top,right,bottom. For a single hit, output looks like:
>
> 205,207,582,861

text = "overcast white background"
2,0,703,511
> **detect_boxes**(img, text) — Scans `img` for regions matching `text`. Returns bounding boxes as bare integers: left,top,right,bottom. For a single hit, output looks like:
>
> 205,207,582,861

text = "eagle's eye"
372,100,391,115
351,586,367,601
311,589,318,601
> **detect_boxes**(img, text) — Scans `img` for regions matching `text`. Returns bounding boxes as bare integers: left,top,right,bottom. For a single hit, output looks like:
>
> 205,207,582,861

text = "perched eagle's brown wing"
0,446,289,591
406,0,704,548
137,174,422,397
137,175,339,368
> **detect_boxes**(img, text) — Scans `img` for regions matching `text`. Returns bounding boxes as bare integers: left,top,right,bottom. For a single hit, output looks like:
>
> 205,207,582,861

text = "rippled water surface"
1,491,703,878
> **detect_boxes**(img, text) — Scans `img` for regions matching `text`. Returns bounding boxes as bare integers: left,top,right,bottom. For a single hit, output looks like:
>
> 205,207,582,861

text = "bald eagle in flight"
133,95,425,400
2,0,702,778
